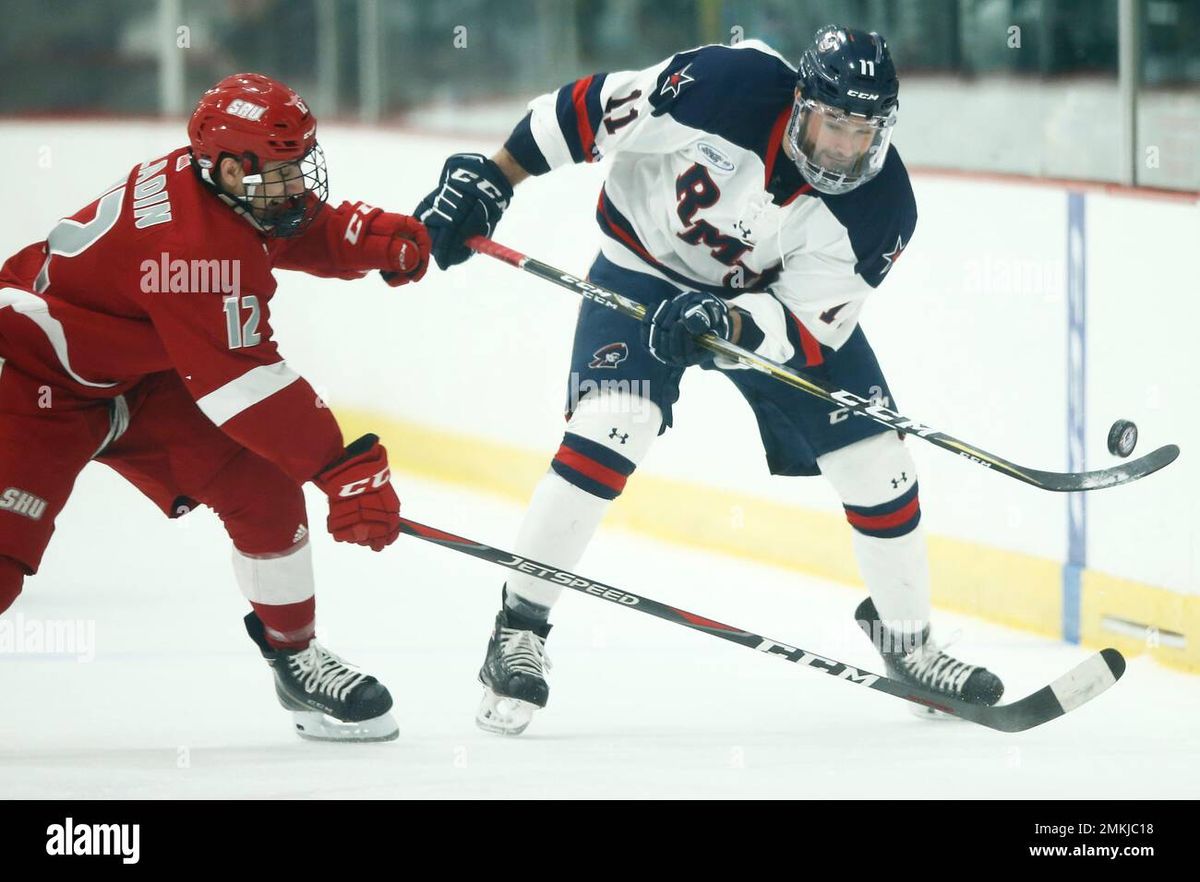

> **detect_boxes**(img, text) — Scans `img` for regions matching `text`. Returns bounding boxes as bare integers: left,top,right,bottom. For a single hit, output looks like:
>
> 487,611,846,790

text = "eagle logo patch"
589,342,629,369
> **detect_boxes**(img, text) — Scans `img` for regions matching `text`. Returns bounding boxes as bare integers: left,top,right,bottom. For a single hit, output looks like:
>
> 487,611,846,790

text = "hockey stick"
466,236,1179,492
398,516,1125,733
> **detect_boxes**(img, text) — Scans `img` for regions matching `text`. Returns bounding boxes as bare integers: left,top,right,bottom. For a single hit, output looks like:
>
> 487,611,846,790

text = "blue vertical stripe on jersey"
554,74,608,164
554,83,586,164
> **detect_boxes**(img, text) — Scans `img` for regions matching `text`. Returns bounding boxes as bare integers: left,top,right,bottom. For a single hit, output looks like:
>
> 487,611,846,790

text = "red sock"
251,597,316,651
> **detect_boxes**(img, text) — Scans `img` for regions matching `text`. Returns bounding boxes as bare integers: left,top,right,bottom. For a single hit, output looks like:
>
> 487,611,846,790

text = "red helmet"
187,73,328,236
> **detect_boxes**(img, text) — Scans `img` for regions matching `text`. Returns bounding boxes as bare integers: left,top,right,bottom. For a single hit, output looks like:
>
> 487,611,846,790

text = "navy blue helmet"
787,25,900,195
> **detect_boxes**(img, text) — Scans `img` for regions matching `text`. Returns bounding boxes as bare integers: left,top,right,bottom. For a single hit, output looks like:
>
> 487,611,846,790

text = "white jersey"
503,39,917,366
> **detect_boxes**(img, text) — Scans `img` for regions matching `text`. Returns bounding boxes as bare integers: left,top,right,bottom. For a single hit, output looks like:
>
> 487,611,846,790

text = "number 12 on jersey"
223,294,261,349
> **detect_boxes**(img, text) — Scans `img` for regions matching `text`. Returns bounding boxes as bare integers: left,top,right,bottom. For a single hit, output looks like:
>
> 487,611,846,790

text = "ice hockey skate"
245,612,398,742
855,597,1004,717
476,607,552,736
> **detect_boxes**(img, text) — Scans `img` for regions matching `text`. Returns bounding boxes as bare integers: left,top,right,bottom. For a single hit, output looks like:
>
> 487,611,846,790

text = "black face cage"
239,143,329,238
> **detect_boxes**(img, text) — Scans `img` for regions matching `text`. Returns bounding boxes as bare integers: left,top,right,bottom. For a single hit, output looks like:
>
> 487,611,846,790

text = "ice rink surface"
2,468,1197,800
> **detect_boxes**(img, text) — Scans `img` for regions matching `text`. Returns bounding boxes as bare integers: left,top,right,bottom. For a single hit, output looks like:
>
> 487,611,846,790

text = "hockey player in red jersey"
0,73,431,742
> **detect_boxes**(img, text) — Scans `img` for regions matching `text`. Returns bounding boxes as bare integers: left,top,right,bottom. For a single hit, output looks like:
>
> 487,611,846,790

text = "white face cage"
786,97,896,196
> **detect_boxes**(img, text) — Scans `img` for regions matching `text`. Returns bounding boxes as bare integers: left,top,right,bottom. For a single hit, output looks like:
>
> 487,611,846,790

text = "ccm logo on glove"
343,203,376,245
314,433,401,551
336,466,391,498
415,153,514,270
337,201,431,286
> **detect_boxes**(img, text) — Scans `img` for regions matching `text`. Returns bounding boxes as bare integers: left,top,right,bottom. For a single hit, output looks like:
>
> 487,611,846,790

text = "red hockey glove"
313,434,401,552
339,202,432,286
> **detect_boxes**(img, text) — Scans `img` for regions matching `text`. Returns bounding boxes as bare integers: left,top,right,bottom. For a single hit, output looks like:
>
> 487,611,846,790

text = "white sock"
506,471,613,609
817,432,931,635
506,390,660,612
851,525,931,633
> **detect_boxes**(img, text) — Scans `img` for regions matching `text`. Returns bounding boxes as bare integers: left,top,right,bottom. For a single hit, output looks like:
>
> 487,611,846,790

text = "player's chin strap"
193,159,271,234
464,235,1180,494
214,190,270,234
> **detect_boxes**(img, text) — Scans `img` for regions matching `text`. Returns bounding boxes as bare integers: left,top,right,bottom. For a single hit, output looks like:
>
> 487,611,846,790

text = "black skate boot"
475,602,552,736
855,597,1004,715
244,612,398,742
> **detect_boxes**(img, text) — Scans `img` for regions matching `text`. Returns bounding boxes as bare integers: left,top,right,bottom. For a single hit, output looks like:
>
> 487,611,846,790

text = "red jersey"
0,146,386,483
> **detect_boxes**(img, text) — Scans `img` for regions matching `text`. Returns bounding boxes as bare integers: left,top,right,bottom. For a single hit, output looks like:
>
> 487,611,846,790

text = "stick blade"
1028,444,1179,491
1048,647,1125,711
969,648,1126,733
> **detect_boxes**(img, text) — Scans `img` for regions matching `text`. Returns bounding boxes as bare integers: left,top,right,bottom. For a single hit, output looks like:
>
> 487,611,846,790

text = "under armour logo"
890,472,908,489
609,428,629,444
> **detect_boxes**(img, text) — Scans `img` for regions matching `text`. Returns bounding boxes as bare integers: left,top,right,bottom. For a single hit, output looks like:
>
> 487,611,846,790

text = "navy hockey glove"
644,291,732,367
414,153,513,270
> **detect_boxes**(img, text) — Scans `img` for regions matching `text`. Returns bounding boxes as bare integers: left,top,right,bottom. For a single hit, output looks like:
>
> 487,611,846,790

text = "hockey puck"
1107,419,1138,458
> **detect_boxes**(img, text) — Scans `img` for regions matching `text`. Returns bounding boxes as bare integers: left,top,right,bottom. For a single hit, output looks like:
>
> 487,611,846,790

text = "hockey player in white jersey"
416,25,1004,734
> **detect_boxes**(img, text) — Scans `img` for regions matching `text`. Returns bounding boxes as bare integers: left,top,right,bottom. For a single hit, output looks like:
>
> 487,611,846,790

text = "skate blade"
290,710,399,743
475,688,538,736
908,704,960,721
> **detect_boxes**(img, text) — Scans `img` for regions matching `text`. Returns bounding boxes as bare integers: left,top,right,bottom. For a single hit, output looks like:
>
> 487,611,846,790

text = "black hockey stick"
467,236,1179,492
398,516,1125,732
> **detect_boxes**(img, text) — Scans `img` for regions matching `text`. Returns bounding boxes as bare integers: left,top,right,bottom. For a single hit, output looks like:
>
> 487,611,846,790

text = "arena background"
0,0,1197,799
2,0,1197,668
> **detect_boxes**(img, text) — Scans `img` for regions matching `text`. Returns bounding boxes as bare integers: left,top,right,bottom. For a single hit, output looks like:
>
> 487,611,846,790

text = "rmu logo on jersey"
0,487,47,521
696,142,735,173
225,99,267,121
589,342,629,369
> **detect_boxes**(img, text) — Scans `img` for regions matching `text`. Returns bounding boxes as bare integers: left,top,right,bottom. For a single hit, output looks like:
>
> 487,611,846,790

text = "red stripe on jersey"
783,183,814,206
572,75,597,162
845,495,921,531
789,312,825,367
554,443,628,494
762,104,793,187
597,191,658,265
